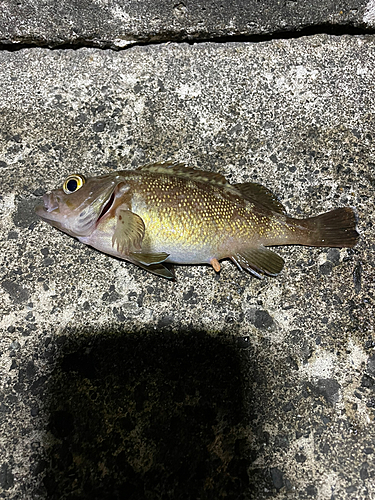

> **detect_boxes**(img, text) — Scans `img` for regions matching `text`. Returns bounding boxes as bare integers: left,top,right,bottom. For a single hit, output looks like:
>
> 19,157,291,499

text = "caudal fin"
301,207,359,248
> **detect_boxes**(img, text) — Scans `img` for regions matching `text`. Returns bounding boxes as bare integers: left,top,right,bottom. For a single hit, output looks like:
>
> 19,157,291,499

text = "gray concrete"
0,0,374,47
0,7,374,500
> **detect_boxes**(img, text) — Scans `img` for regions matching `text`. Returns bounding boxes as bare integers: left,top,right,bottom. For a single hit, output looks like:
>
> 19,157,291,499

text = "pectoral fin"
231,246,284,278
112,208,145,255
130,252,169,266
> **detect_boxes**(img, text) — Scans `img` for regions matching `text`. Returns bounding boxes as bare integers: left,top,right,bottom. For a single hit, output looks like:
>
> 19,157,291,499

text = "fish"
35,161,359,280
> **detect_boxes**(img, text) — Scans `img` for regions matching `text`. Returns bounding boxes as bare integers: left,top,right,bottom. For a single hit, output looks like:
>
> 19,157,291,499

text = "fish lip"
35,192,59,217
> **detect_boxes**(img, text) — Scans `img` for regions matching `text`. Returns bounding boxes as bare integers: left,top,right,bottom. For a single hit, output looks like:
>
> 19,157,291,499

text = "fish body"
35,162,359,279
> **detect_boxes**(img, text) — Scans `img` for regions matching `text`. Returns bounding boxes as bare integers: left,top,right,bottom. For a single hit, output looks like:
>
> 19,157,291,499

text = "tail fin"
300,208,359,248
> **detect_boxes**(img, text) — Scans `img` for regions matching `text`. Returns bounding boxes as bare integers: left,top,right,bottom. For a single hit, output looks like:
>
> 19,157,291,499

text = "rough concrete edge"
0,21,375,50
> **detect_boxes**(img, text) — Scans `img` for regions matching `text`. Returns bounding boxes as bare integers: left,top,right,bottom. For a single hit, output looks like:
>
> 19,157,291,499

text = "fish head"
35,172,128,237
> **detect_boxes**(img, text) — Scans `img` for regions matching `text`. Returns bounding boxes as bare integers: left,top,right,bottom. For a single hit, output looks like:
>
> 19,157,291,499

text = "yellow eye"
63,174,85,194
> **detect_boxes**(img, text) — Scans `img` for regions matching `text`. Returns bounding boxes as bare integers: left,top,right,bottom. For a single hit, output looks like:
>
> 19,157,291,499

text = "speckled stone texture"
0,36,374,499
0,0,373,47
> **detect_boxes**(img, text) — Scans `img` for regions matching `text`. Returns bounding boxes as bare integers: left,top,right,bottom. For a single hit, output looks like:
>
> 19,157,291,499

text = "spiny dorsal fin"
233,182,286,214
230,246,284,278
137,161,231,188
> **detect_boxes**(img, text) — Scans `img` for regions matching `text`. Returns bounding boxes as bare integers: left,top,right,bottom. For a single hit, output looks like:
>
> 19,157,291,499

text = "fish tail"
296,207,359,248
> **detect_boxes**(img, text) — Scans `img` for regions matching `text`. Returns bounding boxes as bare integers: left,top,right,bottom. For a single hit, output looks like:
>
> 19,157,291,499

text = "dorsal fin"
233,182,286,214
137,161,231,188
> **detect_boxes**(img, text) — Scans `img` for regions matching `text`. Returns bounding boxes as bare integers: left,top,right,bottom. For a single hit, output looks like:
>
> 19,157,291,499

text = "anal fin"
231,246,284,278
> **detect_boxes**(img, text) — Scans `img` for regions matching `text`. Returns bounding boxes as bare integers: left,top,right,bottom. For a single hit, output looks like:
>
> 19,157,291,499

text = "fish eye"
63,174,85,194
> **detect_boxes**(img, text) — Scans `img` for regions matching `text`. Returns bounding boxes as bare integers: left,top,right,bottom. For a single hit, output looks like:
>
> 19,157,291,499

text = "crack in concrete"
0,23,374,52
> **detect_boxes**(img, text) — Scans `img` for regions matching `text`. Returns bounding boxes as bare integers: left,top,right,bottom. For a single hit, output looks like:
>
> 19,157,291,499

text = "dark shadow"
41,327,270,499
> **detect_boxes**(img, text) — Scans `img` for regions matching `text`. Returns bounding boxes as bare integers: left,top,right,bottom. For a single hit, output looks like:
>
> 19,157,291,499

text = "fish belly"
141,235,216,265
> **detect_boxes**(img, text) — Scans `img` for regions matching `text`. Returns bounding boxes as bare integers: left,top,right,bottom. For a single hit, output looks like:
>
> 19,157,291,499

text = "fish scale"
35,161,359,280
132,174,256,260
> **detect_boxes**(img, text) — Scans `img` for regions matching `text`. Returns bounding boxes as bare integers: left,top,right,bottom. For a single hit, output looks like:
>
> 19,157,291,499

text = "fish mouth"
98,190,116,221
35,192,59,219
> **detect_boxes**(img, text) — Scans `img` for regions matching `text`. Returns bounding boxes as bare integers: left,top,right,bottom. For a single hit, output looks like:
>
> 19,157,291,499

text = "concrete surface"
0,0,374,48
0,4,374,500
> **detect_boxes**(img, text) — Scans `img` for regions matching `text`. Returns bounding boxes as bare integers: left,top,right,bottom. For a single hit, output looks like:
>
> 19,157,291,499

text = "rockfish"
35,162,359,279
